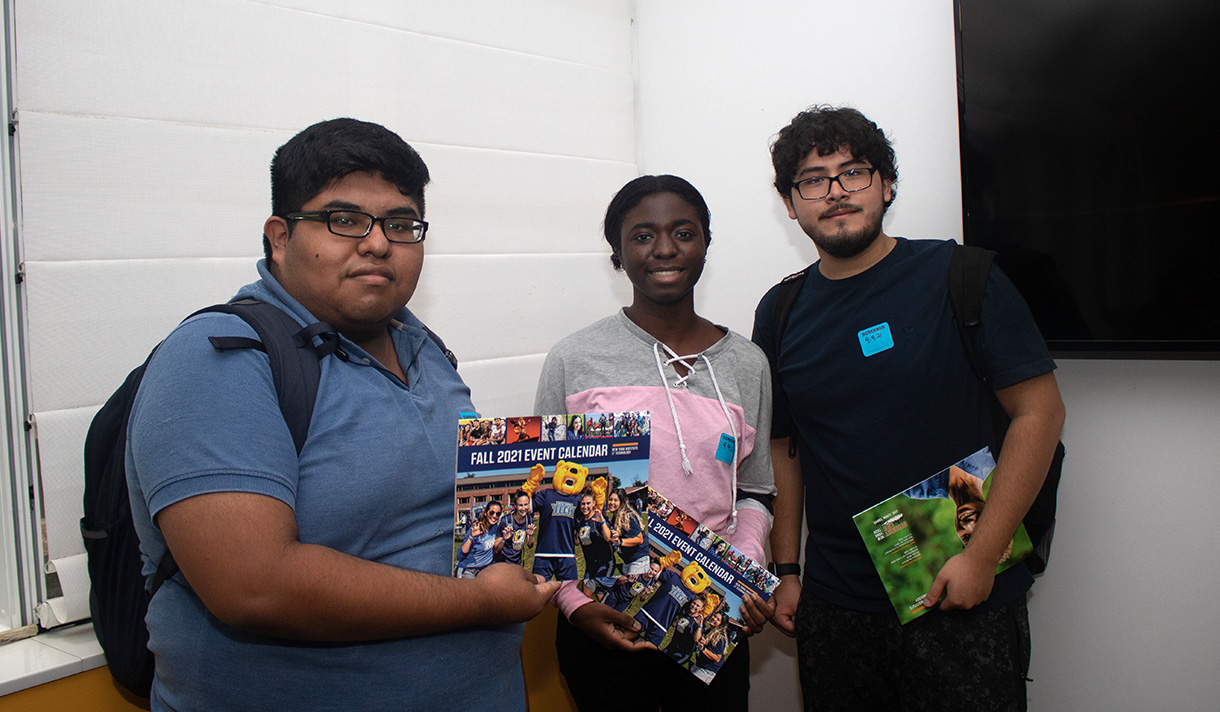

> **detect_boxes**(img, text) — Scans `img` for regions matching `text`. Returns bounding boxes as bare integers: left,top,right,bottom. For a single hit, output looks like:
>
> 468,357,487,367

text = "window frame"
0,0,43,632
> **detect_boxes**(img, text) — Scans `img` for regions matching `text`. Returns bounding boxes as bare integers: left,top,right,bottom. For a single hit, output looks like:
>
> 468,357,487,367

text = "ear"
264,216,290,267
781,193,799,220
881,178,894,204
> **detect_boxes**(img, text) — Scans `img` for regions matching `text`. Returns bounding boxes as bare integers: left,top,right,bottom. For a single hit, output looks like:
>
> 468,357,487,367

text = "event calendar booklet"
452,412,650,581
852,446,1034,624
580,487,780,684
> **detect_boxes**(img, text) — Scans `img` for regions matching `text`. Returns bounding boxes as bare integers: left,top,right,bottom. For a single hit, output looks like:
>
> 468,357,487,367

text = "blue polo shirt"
127,260,525,711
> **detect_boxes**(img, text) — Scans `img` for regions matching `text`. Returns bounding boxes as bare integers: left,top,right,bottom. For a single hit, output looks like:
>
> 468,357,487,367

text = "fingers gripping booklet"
581,488,780,685
852,446,1034,624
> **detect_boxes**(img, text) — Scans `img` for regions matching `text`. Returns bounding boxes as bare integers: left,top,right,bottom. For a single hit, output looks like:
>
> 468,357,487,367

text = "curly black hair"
770,105,897,204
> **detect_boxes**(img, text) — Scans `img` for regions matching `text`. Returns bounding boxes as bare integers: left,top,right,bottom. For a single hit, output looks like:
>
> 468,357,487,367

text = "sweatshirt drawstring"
651,342,740,533
653,342,695,476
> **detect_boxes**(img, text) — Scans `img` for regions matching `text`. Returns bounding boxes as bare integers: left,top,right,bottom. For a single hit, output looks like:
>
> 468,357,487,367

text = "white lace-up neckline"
651,341,739,533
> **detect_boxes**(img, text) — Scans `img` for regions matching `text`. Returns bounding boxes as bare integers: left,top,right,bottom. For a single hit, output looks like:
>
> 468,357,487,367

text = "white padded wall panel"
22,258,257,413
21,253,632,414
410,253,630,364
19,112,285,262
457,354,548,417
17,0,634,162
19,111,637,263
267,0,632,71
421,146,636,256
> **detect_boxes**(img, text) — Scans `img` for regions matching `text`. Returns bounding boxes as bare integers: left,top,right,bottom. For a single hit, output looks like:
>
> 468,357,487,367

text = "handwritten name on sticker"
715,433,736,464
858,322,894,357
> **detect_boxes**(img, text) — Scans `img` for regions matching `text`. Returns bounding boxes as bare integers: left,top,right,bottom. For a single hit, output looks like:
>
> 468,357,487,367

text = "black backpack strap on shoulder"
769,266,813,359
421,323,459,370
947,244,1063,575
194,299,336,455
948,244,996,386
769,266,812,460
156,302,340,584
948,244,1008,446
81,298,338,696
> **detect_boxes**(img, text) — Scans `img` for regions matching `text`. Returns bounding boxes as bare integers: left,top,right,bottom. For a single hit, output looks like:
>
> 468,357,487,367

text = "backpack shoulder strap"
948,244,996,387
769,266,813,359
768,266,813,462
948,244,1064,574
192,299,336,455
420,322,458,370
948,244,1011,448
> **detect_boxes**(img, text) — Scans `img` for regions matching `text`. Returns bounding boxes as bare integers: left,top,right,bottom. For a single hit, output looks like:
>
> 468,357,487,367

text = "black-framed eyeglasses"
792,167,879,201
287,210,428,244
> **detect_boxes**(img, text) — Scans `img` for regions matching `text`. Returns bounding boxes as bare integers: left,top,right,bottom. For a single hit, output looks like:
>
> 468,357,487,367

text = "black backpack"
80,299,335,697
947,245,1065,575
766,244,1064,575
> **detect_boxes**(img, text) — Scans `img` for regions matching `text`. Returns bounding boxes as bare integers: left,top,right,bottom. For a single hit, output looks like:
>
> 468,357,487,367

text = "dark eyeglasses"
792,167,879,201
287,210,428,243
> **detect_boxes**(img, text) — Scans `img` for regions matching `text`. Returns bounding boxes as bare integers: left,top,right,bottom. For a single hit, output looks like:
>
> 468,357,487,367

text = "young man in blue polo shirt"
127,119,559,711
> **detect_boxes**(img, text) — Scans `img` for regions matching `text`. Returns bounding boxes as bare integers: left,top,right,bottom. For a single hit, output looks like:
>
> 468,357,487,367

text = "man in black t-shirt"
753,106,1065,711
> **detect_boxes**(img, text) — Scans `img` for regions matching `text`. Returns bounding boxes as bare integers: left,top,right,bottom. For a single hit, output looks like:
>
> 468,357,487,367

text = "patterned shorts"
795,589,1031,712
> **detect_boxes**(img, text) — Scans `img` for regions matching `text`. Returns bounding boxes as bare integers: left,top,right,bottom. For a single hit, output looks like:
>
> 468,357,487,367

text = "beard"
805,202,885,259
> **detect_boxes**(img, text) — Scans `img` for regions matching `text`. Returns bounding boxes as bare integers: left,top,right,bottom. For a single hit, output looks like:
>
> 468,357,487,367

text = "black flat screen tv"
955,0,1220,358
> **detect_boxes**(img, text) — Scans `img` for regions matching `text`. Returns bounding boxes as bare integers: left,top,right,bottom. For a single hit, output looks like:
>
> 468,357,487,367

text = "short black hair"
264,118,431,260
602,175,712,270
771,105,897,205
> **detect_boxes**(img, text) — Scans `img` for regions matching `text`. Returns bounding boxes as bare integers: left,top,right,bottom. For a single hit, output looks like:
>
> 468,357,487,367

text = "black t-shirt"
752,238,1055,612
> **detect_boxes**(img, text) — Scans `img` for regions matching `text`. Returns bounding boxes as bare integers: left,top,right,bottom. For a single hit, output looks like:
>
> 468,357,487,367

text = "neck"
624,295,720,356
817,233,896,280
351,326,407,382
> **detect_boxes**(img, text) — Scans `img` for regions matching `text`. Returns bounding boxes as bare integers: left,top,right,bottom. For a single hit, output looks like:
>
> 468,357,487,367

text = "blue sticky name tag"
459,411,480,420
715,433,736,463
858,322,894,357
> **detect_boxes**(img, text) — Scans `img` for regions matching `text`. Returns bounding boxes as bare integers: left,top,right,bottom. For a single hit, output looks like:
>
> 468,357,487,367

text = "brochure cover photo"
453,412,650,582
852,446,1034,624
581,487,779,684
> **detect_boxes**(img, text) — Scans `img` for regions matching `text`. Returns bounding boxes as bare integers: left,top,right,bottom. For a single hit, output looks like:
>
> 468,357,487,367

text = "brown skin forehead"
794,152,872,178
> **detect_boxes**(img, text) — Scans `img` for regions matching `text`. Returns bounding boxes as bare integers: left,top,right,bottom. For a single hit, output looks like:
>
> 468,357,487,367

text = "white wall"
634,2,1220,711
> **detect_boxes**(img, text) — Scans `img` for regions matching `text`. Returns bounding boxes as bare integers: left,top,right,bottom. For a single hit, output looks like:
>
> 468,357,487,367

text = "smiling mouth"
649,267,684,279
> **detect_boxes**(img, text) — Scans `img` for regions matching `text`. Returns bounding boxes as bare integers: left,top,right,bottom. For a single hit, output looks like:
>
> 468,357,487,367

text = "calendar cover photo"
852,446,1034,624
453,412,651,582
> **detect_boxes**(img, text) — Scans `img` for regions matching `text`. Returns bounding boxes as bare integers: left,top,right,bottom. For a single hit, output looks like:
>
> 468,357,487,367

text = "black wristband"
769,562,801,578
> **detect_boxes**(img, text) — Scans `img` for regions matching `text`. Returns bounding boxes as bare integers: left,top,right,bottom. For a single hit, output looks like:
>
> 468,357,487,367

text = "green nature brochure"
852,447,1033,624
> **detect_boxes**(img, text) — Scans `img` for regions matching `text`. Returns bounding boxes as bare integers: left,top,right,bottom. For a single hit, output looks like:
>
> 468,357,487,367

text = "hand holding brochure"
852,447,1033,624
580,487,780,684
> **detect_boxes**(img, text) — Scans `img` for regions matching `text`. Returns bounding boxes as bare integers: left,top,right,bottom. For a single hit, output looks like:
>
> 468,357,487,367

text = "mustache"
821,202,862,219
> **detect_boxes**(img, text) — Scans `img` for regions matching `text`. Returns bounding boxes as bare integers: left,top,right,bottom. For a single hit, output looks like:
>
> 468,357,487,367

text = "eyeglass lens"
797,168,874,200
328,211,424,242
